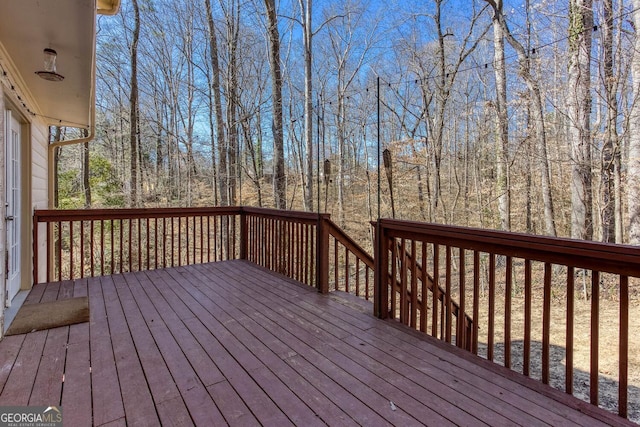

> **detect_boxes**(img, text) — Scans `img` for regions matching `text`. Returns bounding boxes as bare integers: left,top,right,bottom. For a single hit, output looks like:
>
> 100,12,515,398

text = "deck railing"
33,207,375,298
374,218,638,418
33,208,636,418
33,207,241,283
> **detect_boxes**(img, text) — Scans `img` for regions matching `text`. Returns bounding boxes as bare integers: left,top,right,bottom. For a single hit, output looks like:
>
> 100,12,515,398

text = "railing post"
374,220,389,319
316,214,329,293
32,211,38,285
239,209,248,260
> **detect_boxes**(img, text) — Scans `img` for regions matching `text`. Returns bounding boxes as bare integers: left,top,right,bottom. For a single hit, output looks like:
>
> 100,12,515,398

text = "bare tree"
485,0,557,236
567,0,593,240
628,0,640,244
205,0,227,206
129,0,140,207
490,0,510,231
264,0,286,209
83,138,91,208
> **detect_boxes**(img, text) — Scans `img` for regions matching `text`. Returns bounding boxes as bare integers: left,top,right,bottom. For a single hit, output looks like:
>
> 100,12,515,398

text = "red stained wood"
619,275,629,418
524,259,532,376
2,261,632,427
504,255,512,367
0,331,46,406
0,335,25,391
591,271,600,405
62,325,92,427
542,262,552,384
566,266,575,394
488,253,495,361
29,327,68,406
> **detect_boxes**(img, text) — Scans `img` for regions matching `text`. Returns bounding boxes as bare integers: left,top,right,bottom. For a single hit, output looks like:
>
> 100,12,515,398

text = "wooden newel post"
374,220,389,319
239,210,248,260
316,214,329,293
33,212,39,286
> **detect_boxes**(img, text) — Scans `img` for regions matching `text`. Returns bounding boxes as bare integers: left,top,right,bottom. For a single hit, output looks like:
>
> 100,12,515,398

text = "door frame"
5,109,20,305
2,101,31,308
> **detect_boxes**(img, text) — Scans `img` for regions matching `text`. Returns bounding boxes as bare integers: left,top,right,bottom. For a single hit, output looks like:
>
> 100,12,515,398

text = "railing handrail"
33,206,322,223
242,206,323,223
379,218,640,276
325,219,374,270
34,206,243,222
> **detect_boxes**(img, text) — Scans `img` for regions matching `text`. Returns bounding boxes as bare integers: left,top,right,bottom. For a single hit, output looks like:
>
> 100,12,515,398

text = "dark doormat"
5,297,89,336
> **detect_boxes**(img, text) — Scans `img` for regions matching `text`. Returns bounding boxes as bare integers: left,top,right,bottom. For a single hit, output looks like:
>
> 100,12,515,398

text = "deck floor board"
0,260,632,426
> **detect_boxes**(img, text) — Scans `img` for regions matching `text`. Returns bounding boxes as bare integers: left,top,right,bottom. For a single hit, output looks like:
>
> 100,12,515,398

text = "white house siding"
0,85,5,331
31,120,48,284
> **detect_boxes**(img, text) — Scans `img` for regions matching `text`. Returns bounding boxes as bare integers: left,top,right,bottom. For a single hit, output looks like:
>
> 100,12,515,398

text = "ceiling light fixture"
35,48,64,82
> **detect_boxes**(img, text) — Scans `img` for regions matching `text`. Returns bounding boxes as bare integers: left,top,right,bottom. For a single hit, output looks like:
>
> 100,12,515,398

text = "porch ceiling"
0,0,99,128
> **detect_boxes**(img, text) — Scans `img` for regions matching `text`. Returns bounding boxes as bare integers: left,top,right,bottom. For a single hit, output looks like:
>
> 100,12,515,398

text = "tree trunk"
205,0,227,206
225,1,240,206
486,0,557,236
492,10,511,231
628,0,640,243
601,0,618,242
301,0,314,211
83,139,91,208
53,127,62,208
568,0,593,240
264,0,286,209
129,0,140,207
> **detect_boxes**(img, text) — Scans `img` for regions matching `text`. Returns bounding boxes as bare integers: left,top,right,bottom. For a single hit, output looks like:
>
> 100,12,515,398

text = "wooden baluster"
391,238,398,320
400,239,409,325
128,219,133,272
171,217,176,267
410,240,418,329
356,258,360,297
162,217,167,268
345,247,350,294
136,218,140,270
421,242,428,333
566,266,574,393
542,262,552,384
524,259,532,376
111,220,115,275
80,220,84,278
154,218,158,269
288,221,293,277
100,220,104,276
69,221,74,280
206,216,210,263
488,253,495,361
46,222,51,282
89,220,94,277
445,246,452,343
311,223,315,284
590,270,599,405
334,237,339,291
432,244,439,338
57,221,62,281
365,266,370,300
193,216,197,263
620,275,629,418
458,248,466,349
504,256,512,367
472,251,480,355
178,217,182,266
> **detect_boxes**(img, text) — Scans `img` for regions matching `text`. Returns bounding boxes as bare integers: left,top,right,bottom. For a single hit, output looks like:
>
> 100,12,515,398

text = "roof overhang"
0,0,120,128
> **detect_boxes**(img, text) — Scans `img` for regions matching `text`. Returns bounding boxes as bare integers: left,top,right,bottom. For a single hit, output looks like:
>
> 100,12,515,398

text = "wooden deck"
0,260,631,426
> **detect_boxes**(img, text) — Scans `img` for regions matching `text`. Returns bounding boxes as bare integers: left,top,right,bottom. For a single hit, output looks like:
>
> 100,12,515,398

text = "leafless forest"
54,0,640,247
